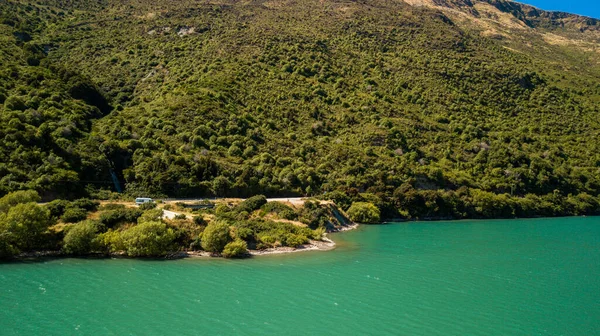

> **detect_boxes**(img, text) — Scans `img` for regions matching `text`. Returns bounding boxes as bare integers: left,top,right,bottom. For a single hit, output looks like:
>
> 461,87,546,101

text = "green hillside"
1,0,600,219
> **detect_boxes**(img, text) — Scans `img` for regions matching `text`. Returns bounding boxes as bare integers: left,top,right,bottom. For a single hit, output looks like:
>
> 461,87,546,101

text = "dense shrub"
256,234,278,249
285,234,308,248
63,221,100,254
236,195,267,213
139,202,156,211
61,207,88,223
99,208,143,228
71,199,99,211
260,201,297,220
222,239,248,258
45,199,71,218
323,191,352,211
298,201,327,228
0,190,41,213
118,221,178,257
347,202,381,224
0,202,52,251
138,209,164,223
201,221,232,253
95,230,123,253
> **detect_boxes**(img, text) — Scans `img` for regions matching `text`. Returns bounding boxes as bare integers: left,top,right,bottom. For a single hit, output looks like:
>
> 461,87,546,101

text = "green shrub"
0,190,41,213
233,226,253,240
61,207,88,223
324,190,352,211
285,234,308,248
95,230,123,253
280,210,297,220
201,221,232,253
139,202,157,210
63,221,100,254
235,211,250,220
71,199,99,211
257,234,277,249
0,203,52,251
310,227,326,240
99,208,143,228
236,195,267,213
174,214,187,220
45,199,71,218
260,201,298,220
347,202,381,223
222,239,248,258
298,201,327,228
214,203,230,215
119,221,178,257
138,208,164,223
4,95,26,111
261,201,292,213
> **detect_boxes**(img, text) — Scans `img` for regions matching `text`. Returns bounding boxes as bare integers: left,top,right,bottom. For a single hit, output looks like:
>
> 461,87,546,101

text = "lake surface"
1,217,599,335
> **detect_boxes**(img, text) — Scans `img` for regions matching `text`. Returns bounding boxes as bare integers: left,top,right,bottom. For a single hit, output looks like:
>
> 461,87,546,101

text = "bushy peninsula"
0,191,354,259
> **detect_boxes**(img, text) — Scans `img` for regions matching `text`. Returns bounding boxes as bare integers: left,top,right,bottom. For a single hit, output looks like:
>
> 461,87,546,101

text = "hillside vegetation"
1,0,600,219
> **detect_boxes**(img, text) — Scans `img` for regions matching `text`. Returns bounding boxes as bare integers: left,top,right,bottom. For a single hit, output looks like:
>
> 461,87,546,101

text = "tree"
119,221,178,257
0,190,41,213
45,199,71,218
212,176,231,196
201,221,232,253
63,221,100,254
236,195,267,213
61,207,88,223
346,202,380,224
222,239,248,258
3,203,53,250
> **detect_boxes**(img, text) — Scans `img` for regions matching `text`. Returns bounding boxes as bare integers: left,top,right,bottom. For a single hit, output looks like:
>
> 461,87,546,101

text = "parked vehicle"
135,197,153,205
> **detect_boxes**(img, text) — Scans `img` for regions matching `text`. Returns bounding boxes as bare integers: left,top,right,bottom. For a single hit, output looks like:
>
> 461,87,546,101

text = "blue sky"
517,0,600,19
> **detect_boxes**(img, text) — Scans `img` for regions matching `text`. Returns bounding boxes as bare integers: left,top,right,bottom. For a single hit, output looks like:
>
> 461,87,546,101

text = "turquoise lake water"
1,217,599,335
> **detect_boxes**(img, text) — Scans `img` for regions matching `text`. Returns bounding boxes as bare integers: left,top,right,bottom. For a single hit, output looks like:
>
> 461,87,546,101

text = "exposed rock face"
402,0,600,48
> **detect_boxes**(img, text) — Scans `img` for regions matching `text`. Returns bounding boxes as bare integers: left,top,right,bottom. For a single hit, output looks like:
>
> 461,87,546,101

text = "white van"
135,197,153,205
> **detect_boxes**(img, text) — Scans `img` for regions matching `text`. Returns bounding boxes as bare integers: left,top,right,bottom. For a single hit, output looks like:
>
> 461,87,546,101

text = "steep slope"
0,2,112,198
403,0,600,73
1,0,599,218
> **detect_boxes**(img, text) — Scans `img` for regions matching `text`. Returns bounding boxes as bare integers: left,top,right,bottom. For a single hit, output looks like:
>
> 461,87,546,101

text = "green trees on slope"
347,202,381,224
0,191,52,257
1,0,600,220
